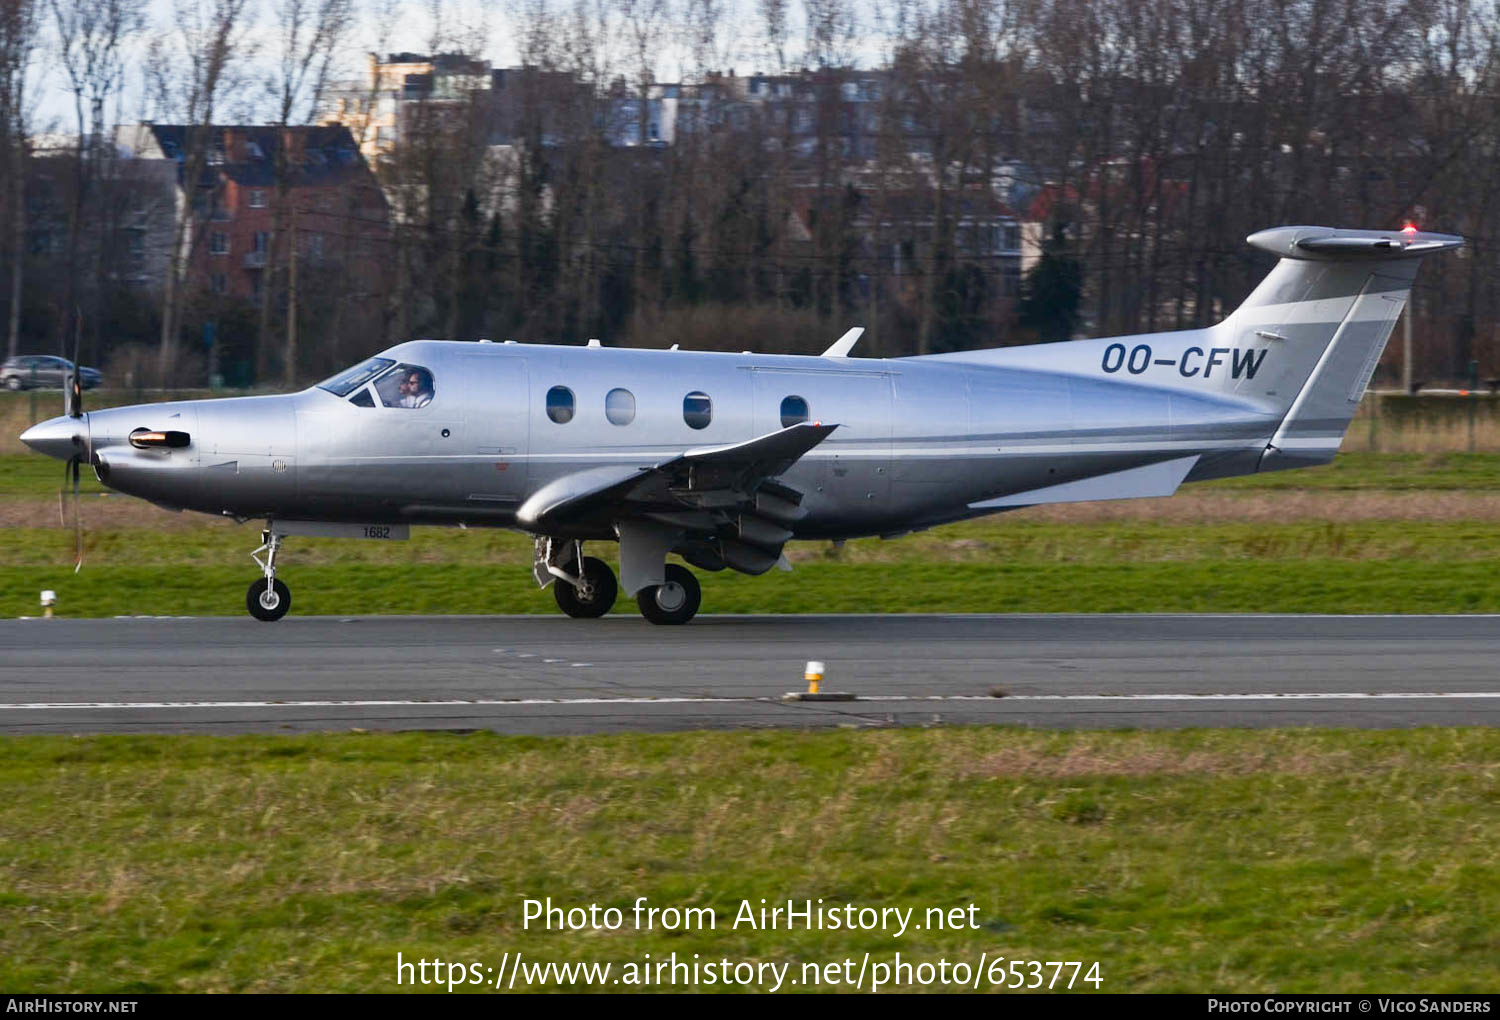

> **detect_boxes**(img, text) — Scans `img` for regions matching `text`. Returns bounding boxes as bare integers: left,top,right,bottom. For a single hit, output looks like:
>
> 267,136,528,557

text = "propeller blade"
57,455,85,571
68,306,84,419
71,455,82,573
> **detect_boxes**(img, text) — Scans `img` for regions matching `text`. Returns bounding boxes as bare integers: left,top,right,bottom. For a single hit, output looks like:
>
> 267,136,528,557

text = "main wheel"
246,578,291,622
636,564,701,625
554,556,617,618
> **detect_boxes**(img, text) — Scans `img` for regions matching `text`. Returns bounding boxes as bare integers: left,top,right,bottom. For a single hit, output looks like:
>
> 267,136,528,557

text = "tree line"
3,0,1500,387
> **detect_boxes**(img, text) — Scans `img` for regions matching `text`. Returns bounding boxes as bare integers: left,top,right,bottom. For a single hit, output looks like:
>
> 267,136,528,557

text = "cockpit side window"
348,387,375,407
374,364,436,408
318,356,394,396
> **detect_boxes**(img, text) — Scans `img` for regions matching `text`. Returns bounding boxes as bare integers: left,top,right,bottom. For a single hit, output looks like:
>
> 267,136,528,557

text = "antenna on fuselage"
821,327,864,358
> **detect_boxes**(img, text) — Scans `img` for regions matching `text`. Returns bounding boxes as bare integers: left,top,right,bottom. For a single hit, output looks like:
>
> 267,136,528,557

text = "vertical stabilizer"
1230,227,1461,471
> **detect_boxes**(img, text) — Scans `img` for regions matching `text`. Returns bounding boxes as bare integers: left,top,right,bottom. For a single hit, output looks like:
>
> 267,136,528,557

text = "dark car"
2,356,103,391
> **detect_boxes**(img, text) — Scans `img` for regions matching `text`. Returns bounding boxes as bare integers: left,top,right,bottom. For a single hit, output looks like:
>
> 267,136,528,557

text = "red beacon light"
1402,222,1419,235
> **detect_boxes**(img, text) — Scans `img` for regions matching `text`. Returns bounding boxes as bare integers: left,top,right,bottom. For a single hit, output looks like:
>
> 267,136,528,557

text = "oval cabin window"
605,388,636,426
780,395,809,427
546,385,575,424
682,391,712,430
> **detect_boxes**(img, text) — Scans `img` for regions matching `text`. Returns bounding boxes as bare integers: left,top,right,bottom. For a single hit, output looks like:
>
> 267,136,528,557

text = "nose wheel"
247,578,291,622
637,564,701,625
247,529,291,622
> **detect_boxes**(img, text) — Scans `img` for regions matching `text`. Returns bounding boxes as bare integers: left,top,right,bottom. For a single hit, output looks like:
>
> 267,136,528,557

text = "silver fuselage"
24,335,1278,539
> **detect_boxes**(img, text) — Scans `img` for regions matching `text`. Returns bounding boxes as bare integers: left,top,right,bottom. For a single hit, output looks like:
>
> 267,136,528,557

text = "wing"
518,422,837,584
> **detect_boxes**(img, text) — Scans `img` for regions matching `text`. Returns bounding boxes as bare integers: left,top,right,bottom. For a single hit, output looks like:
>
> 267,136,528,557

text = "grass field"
1,728,1496,992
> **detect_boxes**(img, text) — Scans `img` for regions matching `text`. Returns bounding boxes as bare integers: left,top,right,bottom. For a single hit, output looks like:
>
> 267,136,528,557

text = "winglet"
821,327,864,358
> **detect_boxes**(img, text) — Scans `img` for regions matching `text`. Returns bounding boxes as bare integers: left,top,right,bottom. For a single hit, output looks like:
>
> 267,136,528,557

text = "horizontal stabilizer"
1247,226,1462,261
969,455,1199,510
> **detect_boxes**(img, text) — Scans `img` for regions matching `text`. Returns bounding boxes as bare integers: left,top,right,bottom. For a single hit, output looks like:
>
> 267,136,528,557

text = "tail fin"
1231,226,1462,470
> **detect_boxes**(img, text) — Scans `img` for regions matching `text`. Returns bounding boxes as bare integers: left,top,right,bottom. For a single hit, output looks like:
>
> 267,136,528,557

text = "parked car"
1,356,103,391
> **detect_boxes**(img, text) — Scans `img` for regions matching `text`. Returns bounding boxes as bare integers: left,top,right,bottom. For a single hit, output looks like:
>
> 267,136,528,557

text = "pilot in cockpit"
396,368,433,408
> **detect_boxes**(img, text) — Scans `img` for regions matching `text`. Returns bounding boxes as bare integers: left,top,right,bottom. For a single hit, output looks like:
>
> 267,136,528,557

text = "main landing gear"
247,529,291,622
536,538,702,625
554,556,618,618
636,563,701,626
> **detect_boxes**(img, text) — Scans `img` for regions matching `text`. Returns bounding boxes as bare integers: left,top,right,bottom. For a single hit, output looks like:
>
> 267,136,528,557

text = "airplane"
19,224,1461,625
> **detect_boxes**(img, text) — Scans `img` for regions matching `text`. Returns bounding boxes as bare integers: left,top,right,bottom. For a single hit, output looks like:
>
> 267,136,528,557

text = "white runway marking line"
3,692,1500,711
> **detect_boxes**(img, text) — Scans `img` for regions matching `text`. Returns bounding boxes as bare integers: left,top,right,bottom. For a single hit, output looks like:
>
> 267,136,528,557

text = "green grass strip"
2,728,1497,992
9,558,1500,618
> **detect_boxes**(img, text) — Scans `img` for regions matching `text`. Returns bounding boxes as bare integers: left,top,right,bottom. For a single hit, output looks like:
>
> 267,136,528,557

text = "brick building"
127,123,390,303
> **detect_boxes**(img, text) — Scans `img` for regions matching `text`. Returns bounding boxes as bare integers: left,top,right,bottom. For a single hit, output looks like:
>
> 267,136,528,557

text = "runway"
1,613,1498,734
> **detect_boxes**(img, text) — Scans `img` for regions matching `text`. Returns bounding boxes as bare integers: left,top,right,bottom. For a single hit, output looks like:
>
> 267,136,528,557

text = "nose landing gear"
247,529,291,622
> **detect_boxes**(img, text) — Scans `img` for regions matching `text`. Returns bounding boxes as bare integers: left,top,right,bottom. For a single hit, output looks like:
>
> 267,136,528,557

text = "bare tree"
147,0,254,387
618,0,666,147
0,0,39,359
48,0,146,364
759,0,788,72
254,0,355,386
758,0,791,310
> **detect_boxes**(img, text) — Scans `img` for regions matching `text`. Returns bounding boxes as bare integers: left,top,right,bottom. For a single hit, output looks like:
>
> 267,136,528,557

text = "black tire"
246,578,291,622
4,376,21,391
636,564,701,625
554,556,617,618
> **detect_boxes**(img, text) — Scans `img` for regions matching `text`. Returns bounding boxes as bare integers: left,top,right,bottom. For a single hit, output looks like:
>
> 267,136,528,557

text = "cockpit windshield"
317,357,394,397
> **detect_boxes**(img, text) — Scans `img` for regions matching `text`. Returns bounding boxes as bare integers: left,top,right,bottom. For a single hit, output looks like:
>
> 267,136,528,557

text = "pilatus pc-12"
21,225,1461,624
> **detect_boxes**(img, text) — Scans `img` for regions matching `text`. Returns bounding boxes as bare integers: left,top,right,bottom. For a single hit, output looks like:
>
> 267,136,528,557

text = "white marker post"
40,590,56,619
784,660,854,702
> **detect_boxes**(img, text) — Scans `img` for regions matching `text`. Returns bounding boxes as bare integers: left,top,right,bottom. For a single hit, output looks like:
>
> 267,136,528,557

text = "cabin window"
546,385,575,424
605,387,635,426
374,363,435,408
780,395,809,427
683,391,712,429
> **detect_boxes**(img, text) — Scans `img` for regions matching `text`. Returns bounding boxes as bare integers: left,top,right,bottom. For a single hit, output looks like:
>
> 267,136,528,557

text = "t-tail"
1230,225,1461,470
927,226,1461,478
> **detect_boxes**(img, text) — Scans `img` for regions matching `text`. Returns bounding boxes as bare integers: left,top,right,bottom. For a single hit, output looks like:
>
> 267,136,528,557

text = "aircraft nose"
20,415,84,461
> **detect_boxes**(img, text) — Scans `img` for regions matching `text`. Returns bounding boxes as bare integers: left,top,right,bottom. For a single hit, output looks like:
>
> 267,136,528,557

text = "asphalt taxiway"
0,613,1497,734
